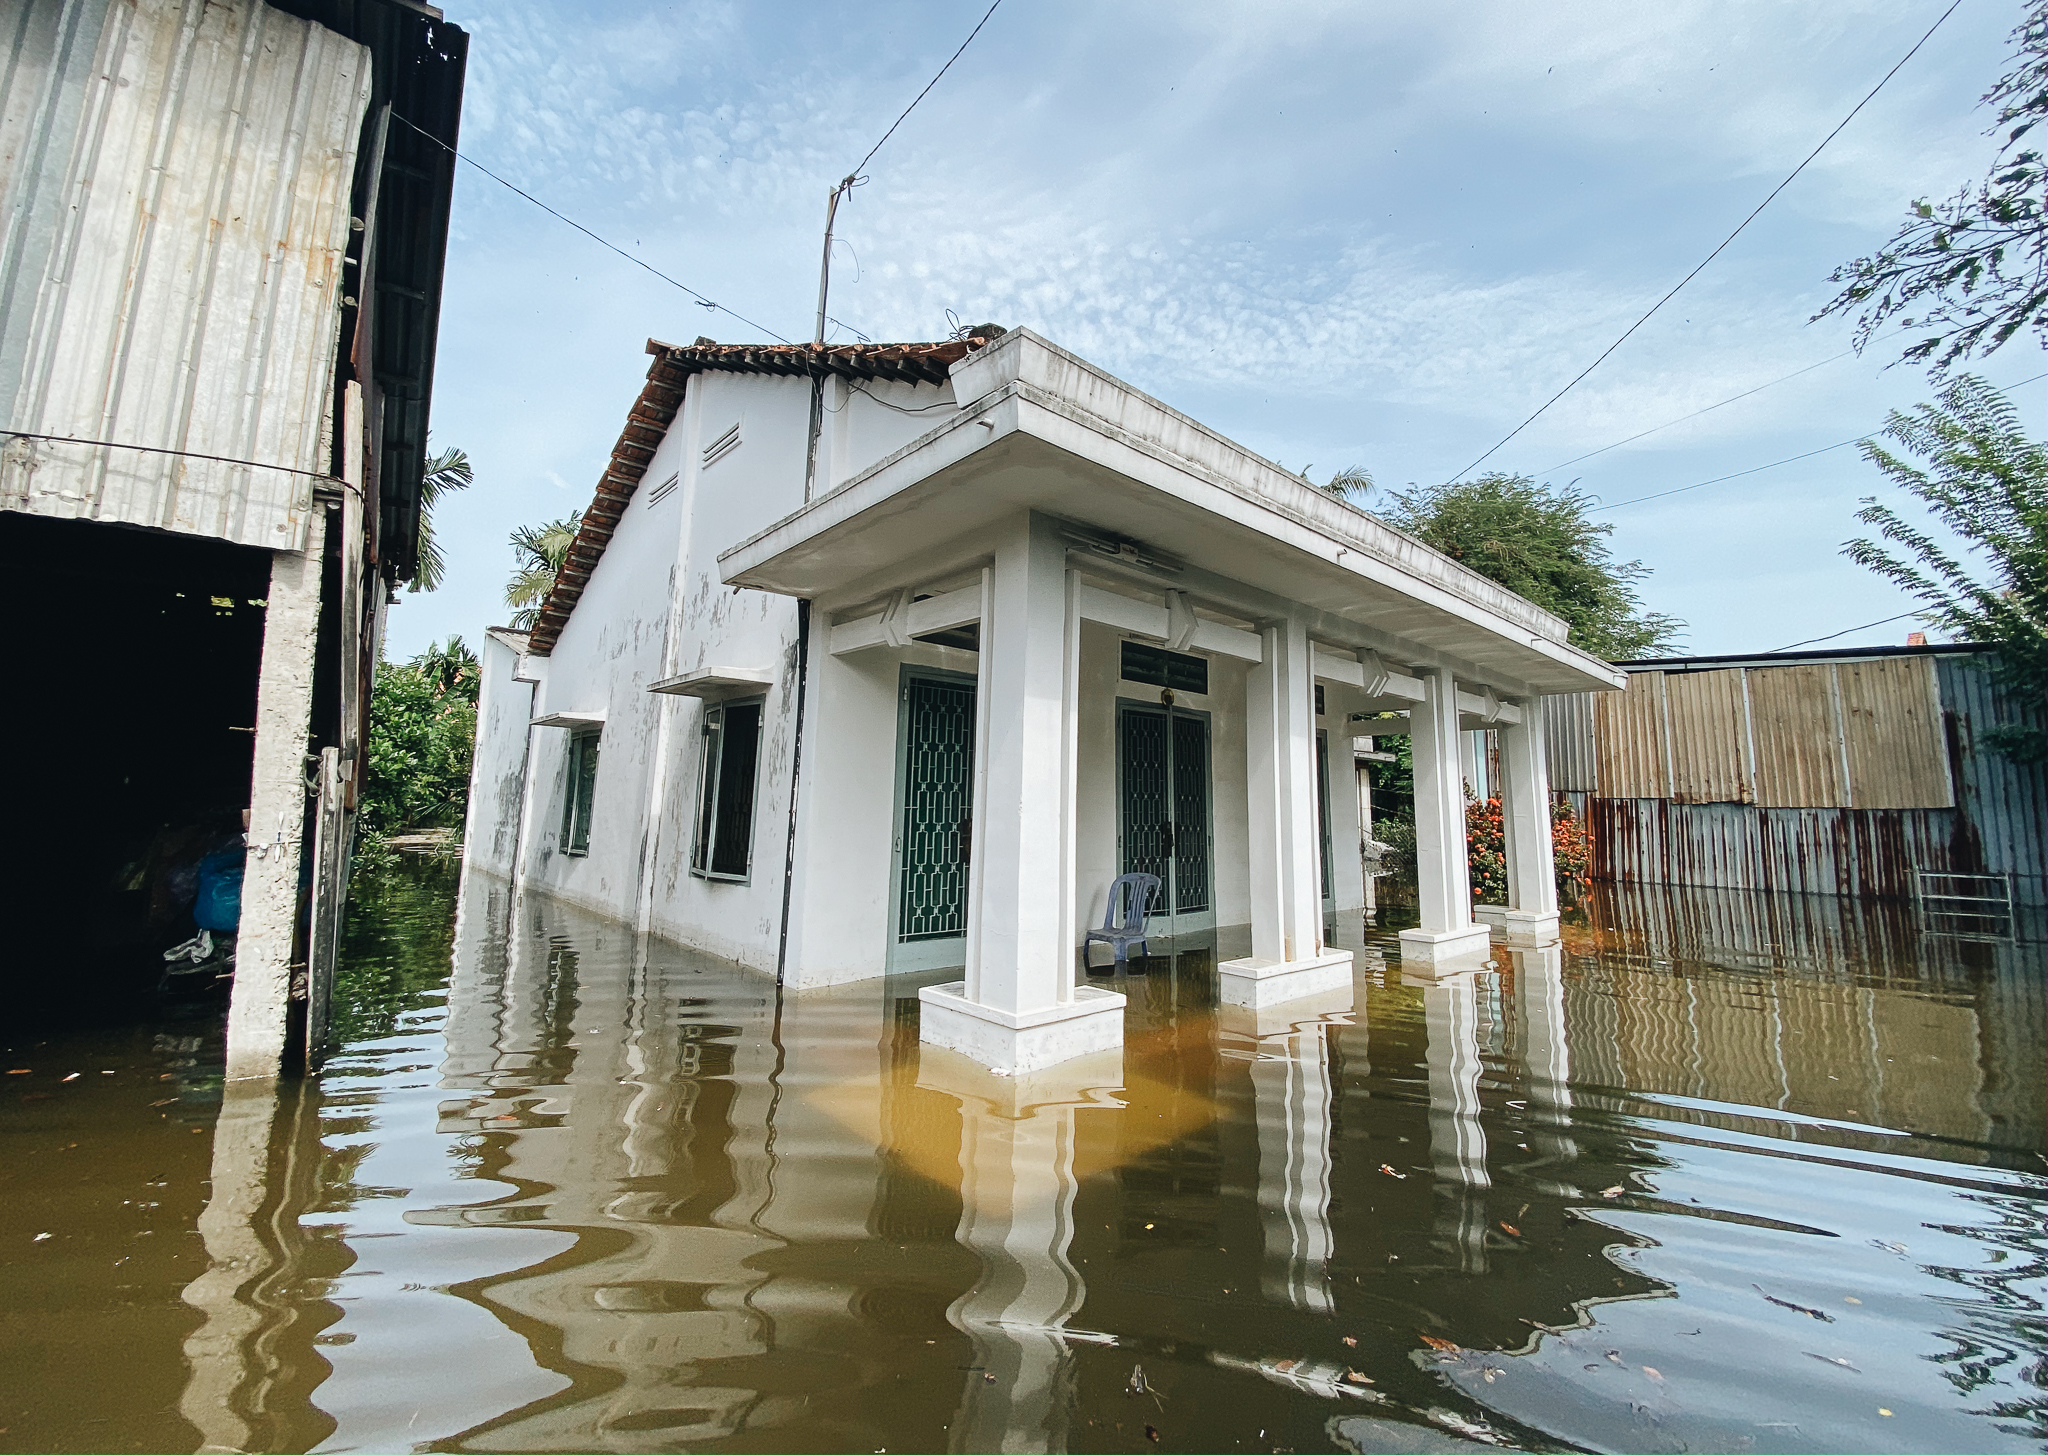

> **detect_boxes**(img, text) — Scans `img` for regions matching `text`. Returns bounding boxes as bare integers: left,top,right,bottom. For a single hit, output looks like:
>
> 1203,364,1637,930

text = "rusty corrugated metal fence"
1547,649,2045,920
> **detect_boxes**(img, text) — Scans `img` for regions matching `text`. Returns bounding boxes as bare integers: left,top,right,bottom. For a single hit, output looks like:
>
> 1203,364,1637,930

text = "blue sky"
390,0,2043,662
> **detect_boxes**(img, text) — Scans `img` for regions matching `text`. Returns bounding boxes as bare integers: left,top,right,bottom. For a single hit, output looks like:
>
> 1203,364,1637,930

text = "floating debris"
1421,1335,1459,1354
1127,1364,1152,1397
1805,1353,1861,1373
1379,1164,1408,1179
1426,1409,1501,1444
1754,1284,1834,1321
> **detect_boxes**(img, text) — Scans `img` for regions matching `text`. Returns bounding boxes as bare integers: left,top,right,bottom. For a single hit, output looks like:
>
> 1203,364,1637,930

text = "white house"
465,328,1624,1074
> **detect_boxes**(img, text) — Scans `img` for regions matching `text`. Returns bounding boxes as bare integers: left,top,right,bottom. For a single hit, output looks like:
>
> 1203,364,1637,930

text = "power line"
849,0,1005,183
1449,0,1966,482
1537,350,1853,475
1773,610,1926,651
0,428,346,485
391,114,792,343
1591,367,2048,512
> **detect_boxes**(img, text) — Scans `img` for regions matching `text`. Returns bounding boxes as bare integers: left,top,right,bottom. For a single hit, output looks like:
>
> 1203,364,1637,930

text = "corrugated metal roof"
0,0,367,552
524,333,1004,657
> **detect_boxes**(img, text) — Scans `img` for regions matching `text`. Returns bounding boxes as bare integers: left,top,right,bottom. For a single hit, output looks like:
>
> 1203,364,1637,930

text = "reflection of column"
1498,702,1560,941
1401,668,1490,968
1223,986,1351,1314
1509,943,1577,1173
1422,972,1490,1273
179,1078,322,1454
923,515,1124,1073
1222,614,1352,1008
920,1046,1121,1455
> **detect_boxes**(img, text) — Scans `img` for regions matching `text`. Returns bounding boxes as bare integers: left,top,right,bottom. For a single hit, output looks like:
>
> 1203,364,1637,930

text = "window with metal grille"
560,730,600,856
1120,640,1208,694
693,697,763,881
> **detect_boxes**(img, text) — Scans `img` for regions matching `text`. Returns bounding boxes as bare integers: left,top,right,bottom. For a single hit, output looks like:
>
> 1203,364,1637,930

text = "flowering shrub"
1551,796,1591,903
1465,792,1592,903
1466,795,1507,903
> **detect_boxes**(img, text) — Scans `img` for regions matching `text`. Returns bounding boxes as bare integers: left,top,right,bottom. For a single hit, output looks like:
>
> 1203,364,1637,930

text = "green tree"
505,510,581,630
360,635,480,835
1818,2,2048,369
1328,471,1683,659
409,445,473,593
1850,374,2048,761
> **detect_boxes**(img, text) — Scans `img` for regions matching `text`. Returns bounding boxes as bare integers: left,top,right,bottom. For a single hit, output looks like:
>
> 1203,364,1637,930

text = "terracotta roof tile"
524,332,1001,656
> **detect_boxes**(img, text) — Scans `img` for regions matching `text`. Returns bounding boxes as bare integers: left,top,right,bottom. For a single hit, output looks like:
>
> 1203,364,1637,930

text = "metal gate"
891,670,977,970
1118,701,1213,934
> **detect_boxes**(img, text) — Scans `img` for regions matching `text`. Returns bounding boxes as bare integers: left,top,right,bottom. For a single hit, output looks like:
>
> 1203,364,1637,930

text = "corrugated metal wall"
1543,691,1596,792
1550,651,2046,917
0,0,368,551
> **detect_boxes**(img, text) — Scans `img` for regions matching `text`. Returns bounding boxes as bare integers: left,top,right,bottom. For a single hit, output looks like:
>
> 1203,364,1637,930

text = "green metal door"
1118,702,1213,934
892,671,977,970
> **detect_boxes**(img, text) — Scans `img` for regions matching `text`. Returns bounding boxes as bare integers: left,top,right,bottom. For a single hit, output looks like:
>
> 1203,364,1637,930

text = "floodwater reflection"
1,865,2043,1454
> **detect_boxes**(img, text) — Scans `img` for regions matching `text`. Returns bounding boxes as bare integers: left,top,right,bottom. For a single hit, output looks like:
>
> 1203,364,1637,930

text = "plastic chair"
1085,872,1161,968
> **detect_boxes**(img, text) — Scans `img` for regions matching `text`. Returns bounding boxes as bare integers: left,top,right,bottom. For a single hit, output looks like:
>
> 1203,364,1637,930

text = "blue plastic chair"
1085,872,1161,968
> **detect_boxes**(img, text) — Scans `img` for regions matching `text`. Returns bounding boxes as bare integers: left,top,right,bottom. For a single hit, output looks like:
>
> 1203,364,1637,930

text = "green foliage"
361,635,480,835
1363,472,1683,659
1851,374,2048,761
505,511,582,629
332,853,460,1048
409,445,473,594
1818,3,2048,370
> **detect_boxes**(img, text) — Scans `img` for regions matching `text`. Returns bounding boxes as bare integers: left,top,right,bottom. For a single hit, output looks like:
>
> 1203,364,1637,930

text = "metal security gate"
1118,701,1214,936
890,670,977,971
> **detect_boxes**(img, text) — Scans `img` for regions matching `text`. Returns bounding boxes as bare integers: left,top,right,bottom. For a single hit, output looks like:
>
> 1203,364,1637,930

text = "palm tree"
410,635,479,701
409,445,474,593
1321,465,1374,504
505,510,582,630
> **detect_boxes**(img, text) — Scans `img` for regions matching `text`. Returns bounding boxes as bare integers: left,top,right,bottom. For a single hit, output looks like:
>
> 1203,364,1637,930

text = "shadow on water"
1,860,2043,1454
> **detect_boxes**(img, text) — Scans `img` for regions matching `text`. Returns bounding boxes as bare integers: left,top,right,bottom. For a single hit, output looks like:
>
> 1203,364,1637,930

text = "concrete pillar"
1399,665,1491,969
1220,615,1351,1007
1498,700,1561,941
225,512,327,1082
921,514,1124,1074
1422,972,1490,1274
920,1048,1119,1455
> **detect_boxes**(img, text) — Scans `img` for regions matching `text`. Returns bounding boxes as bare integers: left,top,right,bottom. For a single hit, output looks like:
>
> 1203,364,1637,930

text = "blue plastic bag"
193,846,245,932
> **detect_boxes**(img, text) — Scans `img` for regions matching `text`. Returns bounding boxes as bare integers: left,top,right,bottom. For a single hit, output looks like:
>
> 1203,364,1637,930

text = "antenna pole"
813,176,853,345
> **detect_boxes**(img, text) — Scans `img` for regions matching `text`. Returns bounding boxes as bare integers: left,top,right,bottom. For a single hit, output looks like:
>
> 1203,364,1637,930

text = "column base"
1397,925,1493,970
1217,950,1353,1009
1474,905,1562,941
918,983,1126,1076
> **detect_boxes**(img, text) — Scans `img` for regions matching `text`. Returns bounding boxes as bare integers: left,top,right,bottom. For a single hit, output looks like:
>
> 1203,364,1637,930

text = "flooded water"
2,861,2044,1455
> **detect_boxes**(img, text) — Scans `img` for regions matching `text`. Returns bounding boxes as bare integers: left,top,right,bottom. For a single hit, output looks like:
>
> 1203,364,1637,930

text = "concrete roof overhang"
719,331,1626,699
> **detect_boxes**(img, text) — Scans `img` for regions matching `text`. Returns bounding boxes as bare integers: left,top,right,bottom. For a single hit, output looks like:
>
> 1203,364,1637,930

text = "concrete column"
1498,700,1561,941
225,511,327,1082
1221,616,1351,1007
1399,665,1491,969
1422,972,1490,1274
921,514,1123,1074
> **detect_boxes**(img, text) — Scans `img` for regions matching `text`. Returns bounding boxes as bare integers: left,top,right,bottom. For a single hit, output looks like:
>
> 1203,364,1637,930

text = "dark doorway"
2,513,272,1022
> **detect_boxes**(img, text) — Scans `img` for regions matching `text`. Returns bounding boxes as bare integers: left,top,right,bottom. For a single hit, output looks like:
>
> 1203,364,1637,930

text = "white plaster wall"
464,633,534,876
520,418,692,920
782,636,982,989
